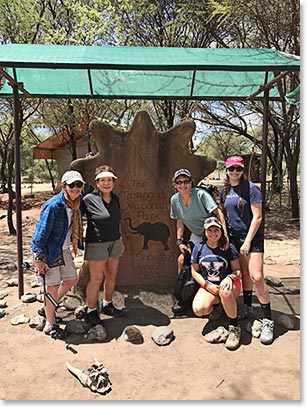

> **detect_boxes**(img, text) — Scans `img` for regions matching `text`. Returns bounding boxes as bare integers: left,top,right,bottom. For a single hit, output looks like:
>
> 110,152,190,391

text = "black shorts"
230,235,264,254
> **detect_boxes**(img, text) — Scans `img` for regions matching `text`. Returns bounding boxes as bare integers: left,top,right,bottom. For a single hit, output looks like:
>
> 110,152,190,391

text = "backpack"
197,182,219,198
173,264,199,304
173,243,204,304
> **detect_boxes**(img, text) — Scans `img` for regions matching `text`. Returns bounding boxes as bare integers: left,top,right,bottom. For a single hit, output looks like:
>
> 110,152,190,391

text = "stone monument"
71,110,215,289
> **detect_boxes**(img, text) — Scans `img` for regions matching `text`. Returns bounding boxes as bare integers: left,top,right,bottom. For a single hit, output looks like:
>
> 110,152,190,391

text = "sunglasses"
66,181,84,188
227,166,244,172
175,180,191,185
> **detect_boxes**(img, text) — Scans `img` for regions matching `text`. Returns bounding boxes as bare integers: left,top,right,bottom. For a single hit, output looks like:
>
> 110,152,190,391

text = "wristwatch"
33,252,46,263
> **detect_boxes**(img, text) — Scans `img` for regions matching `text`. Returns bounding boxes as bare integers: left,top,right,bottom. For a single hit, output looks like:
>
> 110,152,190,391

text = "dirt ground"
0,185,300,401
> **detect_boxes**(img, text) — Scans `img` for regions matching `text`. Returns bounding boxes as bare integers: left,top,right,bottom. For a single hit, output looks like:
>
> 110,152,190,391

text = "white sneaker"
260,318,274,345
225,325,241,350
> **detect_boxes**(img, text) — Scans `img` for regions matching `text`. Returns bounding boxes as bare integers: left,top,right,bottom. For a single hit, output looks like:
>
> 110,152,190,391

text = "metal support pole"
13,84,24,298
261,88,270,224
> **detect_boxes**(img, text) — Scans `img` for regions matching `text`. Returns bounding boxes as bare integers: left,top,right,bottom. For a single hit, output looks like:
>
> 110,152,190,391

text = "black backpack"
173,243,204,304
197,182,219,198
173,265,199,304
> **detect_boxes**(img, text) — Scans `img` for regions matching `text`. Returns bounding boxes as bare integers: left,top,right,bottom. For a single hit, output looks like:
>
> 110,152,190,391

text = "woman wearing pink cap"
83,165,124,326
220,155,274,345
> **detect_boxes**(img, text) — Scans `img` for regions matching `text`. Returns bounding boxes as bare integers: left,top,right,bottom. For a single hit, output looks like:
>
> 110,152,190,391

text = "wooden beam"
247,71,288,100
0,67,31,97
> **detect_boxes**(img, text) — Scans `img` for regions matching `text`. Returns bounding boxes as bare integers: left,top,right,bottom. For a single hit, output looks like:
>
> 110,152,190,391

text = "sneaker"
225,325,241,350
260,318,274,345
84,309,104,326
237,304,255,320
43,323,67,340
101,302,123,318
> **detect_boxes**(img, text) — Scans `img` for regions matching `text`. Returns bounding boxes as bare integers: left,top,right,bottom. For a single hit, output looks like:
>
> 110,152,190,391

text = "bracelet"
33,252,46,263
176,238,185,246
202,280,209,290
227,275,236,281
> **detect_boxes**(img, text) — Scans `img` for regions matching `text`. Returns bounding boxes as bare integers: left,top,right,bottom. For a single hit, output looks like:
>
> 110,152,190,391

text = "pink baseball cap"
225,156,245,168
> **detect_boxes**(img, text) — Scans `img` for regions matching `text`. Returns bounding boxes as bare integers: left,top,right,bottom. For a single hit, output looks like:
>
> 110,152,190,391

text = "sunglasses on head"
66,181,83,188
227,166,243,172
175,179,191,185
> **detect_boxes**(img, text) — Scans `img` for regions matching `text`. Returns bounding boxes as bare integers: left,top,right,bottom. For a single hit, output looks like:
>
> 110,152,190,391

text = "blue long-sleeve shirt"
31,191,83,265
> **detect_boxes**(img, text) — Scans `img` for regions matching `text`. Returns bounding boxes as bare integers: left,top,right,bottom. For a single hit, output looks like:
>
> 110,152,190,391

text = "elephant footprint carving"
125,217,170,251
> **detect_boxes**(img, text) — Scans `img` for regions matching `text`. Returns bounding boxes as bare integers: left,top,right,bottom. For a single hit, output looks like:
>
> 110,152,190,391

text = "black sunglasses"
175,179,191,185
227,166,244,172
66,181,84,188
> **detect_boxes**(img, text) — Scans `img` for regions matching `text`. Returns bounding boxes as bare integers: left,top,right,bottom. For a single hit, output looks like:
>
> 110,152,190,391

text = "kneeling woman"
191,217,242,350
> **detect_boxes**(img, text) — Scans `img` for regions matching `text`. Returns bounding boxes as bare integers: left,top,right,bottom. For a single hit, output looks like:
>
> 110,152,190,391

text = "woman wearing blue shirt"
220,155,274,345
191,216,241,350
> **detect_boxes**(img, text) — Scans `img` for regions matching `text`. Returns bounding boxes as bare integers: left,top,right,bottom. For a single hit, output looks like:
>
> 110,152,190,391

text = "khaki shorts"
45,249,77,286
84,239,123,261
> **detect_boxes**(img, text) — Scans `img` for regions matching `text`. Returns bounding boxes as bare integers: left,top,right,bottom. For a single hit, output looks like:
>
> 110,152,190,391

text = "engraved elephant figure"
125,217,170,251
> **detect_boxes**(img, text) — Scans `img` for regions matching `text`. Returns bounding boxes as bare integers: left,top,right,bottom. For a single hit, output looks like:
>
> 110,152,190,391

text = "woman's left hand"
220,276,233,291
240,240,251,256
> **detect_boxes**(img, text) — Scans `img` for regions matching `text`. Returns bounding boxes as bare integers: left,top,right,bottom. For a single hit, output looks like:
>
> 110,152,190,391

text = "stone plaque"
71,110,215,288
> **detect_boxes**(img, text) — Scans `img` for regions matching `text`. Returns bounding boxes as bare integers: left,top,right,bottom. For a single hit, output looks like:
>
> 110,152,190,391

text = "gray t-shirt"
170,188,218,237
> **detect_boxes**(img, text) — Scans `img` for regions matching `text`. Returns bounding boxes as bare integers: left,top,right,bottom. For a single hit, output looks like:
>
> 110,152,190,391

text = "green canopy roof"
285,85,300,106
0,44,300,100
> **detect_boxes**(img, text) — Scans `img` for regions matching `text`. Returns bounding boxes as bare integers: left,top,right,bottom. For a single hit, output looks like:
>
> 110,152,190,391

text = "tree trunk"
7,148,16,235
270,134,284,194
45,159,55,190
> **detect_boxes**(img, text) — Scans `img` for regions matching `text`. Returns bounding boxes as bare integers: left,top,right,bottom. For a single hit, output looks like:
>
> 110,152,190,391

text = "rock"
121,325,144,344
0,309,6,318
62,294,83,310
0,300,7,308
30,279,41,288
283,286,300,295
0,263,17,271
204,326,229,343
36,294,44,302
251,320,262,338
29,315,45,331
151,326,174,346
21,293,37,303
85,325,107,342
0,291,9,300
264,276,283,287
277,314,296,330
65,320,91,335
10,314,30,325
7,278,18,287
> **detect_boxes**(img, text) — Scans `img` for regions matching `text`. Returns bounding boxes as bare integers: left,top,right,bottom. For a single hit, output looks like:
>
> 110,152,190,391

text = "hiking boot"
101,302,123,318
237,304,255,320
260,318,274,345
84,309,104,326
225,325,241,350
43,323,67,340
